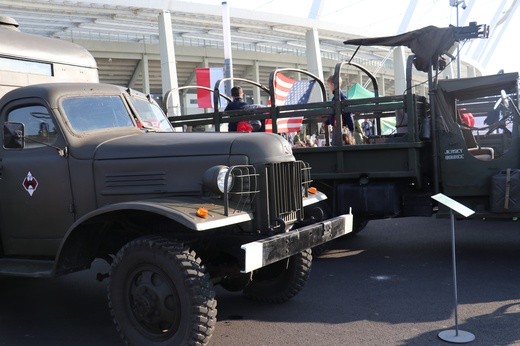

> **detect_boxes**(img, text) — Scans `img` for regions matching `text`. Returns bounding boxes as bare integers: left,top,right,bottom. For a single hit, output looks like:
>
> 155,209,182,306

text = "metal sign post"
431,193,475,344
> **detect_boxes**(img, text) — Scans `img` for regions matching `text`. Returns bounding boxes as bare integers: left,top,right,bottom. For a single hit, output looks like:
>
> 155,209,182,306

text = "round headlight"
203,165,234,194
216,167,234,193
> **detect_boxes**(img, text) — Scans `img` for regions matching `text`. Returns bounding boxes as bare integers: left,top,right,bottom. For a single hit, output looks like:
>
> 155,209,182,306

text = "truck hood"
85,131,295,201
72,131,294,165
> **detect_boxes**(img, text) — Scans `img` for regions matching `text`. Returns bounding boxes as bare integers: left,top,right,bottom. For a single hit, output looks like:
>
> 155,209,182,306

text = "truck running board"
0,258,54,278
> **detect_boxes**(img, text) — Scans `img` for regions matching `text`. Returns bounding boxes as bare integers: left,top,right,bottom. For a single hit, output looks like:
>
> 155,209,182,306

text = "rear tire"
108,236,217,345
243,249,312,303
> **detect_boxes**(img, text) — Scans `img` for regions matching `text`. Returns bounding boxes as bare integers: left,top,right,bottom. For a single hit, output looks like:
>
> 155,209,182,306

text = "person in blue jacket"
225,86,249,132
225,86,264,132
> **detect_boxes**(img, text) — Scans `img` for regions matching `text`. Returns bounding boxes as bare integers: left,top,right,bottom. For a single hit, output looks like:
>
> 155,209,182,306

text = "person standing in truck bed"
325,75,354,132
225,86,265,132
325,75,354,133
225,86,249,132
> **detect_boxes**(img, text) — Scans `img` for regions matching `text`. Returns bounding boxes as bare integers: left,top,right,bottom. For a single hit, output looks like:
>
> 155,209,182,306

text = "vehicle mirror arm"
24,136,68,157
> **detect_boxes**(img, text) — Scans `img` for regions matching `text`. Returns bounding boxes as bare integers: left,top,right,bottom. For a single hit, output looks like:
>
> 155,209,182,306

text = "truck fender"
55,198,253,275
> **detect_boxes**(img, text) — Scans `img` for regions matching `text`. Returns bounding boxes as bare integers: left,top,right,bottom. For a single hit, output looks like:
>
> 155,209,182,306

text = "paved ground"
1,216,520,345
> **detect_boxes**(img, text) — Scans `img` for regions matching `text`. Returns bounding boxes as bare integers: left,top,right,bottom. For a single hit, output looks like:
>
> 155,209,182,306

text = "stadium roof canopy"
0,0,517,95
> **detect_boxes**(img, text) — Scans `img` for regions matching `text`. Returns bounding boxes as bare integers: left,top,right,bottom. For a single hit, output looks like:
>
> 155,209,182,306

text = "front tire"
243,249,312,303
108,236,217,345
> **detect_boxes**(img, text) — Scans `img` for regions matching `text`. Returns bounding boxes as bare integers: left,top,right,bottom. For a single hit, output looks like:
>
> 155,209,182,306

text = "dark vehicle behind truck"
0,16,352,345
171,22,520,233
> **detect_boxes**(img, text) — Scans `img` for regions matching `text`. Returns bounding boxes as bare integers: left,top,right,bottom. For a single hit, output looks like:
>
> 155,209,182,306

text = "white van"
0,15,98,96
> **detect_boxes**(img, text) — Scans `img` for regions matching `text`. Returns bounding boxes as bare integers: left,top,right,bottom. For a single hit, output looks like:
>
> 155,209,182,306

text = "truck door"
0,100,74,257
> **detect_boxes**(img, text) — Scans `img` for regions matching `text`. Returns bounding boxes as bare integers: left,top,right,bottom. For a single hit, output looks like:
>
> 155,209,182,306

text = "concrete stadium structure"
2,0,507,113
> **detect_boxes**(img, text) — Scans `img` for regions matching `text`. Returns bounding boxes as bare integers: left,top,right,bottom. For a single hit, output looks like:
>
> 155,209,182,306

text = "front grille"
266,161,311,227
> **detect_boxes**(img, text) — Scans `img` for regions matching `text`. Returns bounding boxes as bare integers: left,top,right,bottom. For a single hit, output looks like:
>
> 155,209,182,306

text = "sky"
180,0,519,75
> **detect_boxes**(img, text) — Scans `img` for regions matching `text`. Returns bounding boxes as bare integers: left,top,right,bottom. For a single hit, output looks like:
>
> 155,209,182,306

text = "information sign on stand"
431,193,475,344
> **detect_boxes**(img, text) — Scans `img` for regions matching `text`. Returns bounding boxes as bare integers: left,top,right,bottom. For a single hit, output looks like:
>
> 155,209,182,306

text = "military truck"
170,22,520,233
0,16,352,345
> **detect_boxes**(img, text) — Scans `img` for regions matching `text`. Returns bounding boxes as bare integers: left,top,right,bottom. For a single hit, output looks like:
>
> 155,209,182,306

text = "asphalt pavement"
1,216,520,345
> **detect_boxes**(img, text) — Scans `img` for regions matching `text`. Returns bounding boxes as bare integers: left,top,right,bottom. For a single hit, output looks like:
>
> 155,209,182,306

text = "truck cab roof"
0,82,133,108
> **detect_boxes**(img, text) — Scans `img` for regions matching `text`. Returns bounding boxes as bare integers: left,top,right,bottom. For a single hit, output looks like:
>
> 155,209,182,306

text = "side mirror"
3,122,25,149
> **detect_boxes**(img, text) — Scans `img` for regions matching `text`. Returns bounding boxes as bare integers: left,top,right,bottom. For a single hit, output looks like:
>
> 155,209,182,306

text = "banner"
196,67,224,108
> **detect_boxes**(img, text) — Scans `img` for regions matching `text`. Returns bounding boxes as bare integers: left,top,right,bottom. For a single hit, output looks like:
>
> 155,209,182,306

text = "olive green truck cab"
0,16,352,345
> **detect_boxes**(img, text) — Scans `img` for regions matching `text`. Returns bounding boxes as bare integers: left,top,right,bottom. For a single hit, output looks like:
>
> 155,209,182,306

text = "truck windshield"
62,96,134,133
129,97,173,132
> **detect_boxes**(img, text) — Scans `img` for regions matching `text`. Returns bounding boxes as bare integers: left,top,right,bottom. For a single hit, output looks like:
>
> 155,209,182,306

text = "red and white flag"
196,67,224,108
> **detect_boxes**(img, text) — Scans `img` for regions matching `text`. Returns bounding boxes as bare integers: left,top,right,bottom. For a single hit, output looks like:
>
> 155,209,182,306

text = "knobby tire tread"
108,235,217,346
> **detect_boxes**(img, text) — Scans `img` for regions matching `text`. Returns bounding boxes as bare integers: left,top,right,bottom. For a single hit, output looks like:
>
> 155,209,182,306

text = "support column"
252,60,261,104
393,47,407,95
142,53,150,95
466,65,476,78
222,1,233,96
158,10,180,117
305,28,324,82
394,0,417,94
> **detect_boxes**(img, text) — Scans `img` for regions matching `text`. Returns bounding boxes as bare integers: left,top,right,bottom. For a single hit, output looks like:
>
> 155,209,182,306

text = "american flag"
266,72,315,133
272,73,294,106
285,80,315,105
272,73,315,106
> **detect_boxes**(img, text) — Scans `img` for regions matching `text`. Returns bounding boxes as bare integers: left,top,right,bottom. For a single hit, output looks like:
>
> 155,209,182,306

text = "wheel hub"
132,285,159,321
128,268,181,336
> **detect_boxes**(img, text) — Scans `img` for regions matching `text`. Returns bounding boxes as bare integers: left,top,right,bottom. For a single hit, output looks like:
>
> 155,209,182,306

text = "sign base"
438,329,475,343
